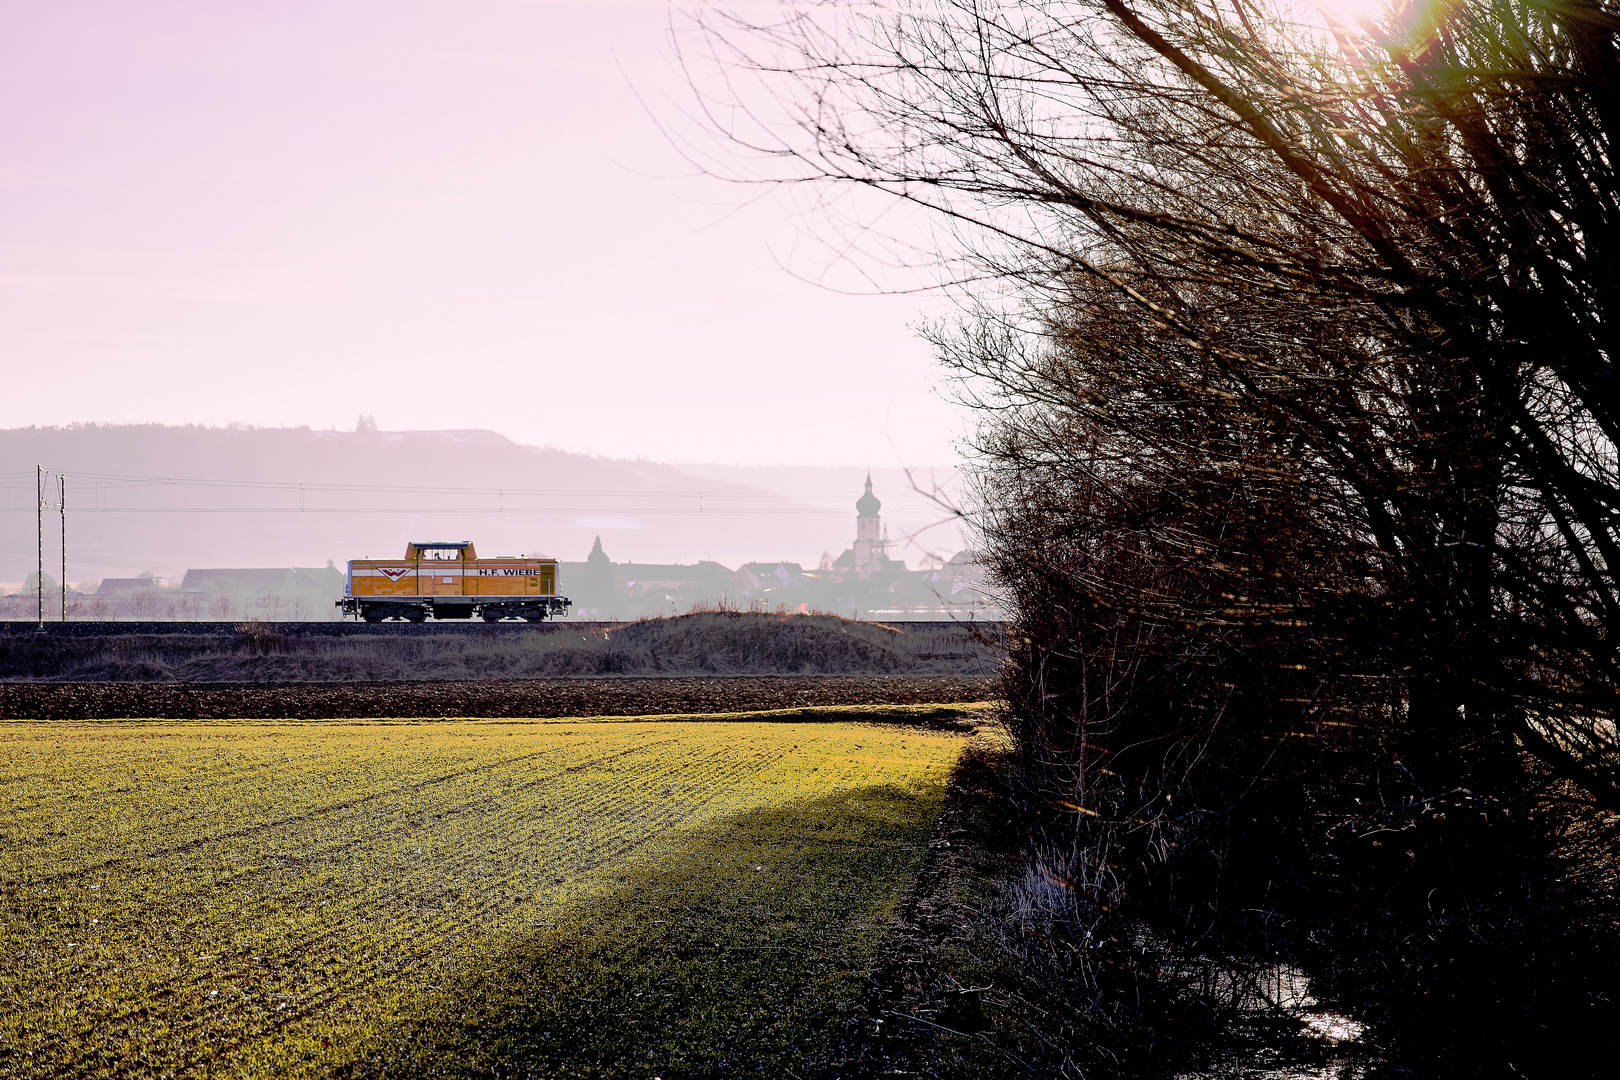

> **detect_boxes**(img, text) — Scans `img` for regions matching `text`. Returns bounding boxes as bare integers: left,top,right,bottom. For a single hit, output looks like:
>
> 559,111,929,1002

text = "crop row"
0,715,965,1077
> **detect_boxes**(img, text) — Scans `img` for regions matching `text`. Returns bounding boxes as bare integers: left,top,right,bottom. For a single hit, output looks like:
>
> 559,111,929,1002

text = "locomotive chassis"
337,594,572,623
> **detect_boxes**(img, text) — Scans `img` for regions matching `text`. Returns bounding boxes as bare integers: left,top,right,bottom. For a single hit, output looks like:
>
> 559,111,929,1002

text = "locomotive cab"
338,540,569,623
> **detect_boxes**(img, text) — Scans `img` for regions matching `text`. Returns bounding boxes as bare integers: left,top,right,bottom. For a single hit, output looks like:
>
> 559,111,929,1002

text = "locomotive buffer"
338,541,572,623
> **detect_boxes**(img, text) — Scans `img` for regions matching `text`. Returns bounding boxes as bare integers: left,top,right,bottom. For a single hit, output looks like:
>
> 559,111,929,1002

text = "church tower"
580,535,619,618
852,474,884,575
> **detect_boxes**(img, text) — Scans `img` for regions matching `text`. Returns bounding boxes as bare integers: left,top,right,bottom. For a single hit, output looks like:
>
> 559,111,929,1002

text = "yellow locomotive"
338,541,571,623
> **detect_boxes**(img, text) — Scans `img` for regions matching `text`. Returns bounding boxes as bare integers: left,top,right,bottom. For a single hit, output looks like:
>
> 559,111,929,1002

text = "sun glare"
1314,0,1393,31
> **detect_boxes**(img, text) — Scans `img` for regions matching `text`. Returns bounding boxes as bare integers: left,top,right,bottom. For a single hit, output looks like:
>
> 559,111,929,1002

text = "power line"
0,469,953,501
0,506,851,515
15,470,889,496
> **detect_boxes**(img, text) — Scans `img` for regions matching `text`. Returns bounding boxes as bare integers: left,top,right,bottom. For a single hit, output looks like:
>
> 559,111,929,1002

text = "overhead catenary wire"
0,469,951,516
0,469,964,584
0,469,954,499
0,507,852,515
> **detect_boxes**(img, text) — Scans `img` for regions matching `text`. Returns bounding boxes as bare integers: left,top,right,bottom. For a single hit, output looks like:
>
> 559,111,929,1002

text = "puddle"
1255,964,1366,1046
1176,963,1371,1079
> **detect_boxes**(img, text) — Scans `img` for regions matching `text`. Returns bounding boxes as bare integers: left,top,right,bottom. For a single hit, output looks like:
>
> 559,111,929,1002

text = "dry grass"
0,612,1004,682
0,710,969,1078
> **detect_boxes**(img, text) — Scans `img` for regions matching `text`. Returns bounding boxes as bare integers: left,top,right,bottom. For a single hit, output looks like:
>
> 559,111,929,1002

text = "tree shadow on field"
339,782,944,1080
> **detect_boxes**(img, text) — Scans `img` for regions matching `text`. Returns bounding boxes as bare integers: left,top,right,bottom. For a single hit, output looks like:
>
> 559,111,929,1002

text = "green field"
1,709,977,1078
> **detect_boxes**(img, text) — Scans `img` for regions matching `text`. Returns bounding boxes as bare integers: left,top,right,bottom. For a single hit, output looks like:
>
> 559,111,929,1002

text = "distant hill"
0,425,965,585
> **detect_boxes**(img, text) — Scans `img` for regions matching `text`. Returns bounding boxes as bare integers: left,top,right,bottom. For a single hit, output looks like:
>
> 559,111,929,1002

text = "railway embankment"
0,611,1005,684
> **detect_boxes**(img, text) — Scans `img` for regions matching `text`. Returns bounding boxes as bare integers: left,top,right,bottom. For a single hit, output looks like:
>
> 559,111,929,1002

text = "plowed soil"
0,674,997,721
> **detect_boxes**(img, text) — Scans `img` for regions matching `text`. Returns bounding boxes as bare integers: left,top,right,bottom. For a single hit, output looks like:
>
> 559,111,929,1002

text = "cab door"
418,550,465,595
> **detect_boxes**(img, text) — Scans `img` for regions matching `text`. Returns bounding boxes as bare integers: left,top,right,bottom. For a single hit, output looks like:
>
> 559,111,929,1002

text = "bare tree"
688,0,1620,1067
689,0,1620,806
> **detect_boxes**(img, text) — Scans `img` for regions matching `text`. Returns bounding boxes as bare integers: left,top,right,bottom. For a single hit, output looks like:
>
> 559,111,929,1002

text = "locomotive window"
420,548,461,560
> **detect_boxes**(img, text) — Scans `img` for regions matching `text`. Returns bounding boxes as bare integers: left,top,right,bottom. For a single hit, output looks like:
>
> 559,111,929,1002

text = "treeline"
699,0,1620,1074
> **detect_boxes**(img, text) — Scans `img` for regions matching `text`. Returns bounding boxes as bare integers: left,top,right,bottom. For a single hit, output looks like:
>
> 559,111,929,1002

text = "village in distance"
3,472,996,622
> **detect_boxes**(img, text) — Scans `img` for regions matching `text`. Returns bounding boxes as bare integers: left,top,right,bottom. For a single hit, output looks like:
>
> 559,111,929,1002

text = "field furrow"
0,712,973,1078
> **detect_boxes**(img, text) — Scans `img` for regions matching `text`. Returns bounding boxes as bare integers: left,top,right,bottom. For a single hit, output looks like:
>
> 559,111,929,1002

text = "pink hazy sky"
0,0,963,467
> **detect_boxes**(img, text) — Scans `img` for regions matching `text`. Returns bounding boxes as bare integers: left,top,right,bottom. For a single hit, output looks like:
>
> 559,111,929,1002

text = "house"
96,577,160,598
559,539,736,619
178,563,345,619
555,479,1003,621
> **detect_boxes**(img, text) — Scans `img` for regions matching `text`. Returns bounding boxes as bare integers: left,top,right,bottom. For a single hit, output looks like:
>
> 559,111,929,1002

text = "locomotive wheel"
404,612,427,623
481,610,502,623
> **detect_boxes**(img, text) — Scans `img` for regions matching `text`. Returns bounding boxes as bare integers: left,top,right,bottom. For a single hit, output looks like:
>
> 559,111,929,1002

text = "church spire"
853,474,884,575
856,473,882,518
